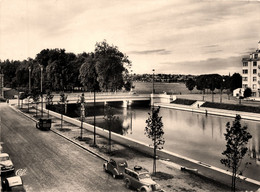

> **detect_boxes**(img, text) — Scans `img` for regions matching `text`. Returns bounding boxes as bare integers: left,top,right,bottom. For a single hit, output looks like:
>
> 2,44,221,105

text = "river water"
83,101,260,182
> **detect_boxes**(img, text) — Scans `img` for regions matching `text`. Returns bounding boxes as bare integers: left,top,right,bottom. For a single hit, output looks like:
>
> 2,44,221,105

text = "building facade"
242,41,260,97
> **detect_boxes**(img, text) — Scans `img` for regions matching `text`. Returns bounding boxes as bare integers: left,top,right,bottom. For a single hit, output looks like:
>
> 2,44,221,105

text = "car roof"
126,167,149,175
0,153,9,158
6,176,23,187
110,158,127,164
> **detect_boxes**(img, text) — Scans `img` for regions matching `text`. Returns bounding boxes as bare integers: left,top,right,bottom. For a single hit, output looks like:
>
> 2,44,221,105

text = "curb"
9,105,108,162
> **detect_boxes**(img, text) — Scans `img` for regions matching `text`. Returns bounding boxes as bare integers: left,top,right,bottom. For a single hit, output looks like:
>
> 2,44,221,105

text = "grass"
201,102,260,113
151,171,174,180
171,98,197,105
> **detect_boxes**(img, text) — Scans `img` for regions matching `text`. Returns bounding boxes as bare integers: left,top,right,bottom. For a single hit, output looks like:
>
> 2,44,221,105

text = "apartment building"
242,41,260,97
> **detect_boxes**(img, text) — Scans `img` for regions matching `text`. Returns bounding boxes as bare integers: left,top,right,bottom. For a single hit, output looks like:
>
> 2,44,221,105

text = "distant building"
233,88,244,97
242,41,260,97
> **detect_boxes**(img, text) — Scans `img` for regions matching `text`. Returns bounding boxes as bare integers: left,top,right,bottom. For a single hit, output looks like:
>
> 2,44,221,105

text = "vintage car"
124,166,164,192
103,158,128,178
36,118,52,131
1,176,26,192
0,153,15,173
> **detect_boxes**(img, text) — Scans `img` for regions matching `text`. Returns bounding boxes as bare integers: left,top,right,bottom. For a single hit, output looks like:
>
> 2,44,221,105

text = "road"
0,103,129,192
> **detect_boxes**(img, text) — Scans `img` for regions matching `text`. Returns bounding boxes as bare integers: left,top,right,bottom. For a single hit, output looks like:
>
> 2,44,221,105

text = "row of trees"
185,73,242,94
0,40,132,93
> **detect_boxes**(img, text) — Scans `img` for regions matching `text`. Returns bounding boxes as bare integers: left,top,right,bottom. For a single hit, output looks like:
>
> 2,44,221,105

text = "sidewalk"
12,104,260,192
156,102,260,121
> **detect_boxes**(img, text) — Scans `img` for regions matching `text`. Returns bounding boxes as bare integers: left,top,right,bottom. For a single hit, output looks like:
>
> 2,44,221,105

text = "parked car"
36,118,52,131
1,175,26,192
124,166,164,192
0,153,14,173
103,158,128,178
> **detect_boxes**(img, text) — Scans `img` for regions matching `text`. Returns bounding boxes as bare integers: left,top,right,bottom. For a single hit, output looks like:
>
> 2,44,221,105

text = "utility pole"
152,69,155,94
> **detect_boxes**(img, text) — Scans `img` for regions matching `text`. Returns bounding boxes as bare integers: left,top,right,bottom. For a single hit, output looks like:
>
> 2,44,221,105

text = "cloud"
158,56,242,75
202,44,219,48
130,49,172,55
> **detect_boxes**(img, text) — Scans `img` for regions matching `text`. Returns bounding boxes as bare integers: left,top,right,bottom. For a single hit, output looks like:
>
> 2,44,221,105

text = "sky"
0,0,260,75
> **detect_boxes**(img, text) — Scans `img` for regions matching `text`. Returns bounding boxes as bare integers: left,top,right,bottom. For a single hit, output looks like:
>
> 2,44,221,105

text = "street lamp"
28,66,31,112
220,78,225,103
152,69,155,94
28,66,31,94
40,65,43,117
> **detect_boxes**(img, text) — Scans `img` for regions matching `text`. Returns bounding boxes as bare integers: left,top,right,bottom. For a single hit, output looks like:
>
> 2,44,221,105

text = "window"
254,54,258,59
243,84,248,88
253,69,257,74
253,77,257,81
253,84,257,89
243,69,248,74
243,62,248,67
253,61,257,66
242,77,248,81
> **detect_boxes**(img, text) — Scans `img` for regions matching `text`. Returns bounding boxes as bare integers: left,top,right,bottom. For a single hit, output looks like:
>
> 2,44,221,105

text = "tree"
31,90,40,118
145,106,165,174
77,93,85,139
19,92,27,109
220,115,252,192
104,106,117,153
185,78,196,93
230,73,242,92
59,92,68,129
94,40,131,91
79,54,100,91
45,91,54,118
243,87,252,98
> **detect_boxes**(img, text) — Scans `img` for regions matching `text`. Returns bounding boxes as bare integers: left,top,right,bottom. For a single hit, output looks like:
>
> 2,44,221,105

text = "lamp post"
29,66,31,94
28,66,31,112
40,65,43,117
93,88,96,145
152,69,155,94
220,79,225,103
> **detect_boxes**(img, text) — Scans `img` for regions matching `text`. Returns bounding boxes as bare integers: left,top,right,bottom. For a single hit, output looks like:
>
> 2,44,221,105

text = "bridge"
10,92,175,108
48,92,151,107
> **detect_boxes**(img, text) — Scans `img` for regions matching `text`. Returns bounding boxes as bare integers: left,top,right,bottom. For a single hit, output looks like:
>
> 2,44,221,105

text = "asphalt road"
0,103,129,192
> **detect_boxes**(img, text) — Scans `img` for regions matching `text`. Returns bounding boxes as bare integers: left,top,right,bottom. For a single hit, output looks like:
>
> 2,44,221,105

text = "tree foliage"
230,73,242,92
104,106,118,153
0,40,131,93
79,54,100,91
185,78,196,92
145,106,165,174
243,87,252,98
220,115,252,191
94,40,131,91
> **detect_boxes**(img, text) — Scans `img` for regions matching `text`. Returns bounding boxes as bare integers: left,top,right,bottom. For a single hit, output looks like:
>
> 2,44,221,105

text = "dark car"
2,176,26,192
103,158,128,178
36,118,52,131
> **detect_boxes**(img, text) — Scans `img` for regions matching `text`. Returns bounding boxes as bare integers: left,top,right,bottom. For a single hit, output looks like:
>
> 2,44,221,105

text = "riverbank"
168,94,260,121
10,103,260,191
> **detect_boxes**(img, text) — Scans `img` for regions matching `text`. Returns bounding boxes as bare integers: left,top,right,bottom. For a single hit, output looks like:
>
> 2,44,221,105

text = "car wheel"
140,188,147,192
112,174,116,179
125,180,130,189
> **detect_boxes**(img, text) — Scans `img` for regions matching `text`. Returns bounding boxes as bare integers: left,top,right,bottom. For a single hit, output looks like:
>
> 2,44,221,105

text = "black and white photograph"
1,0,260,191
